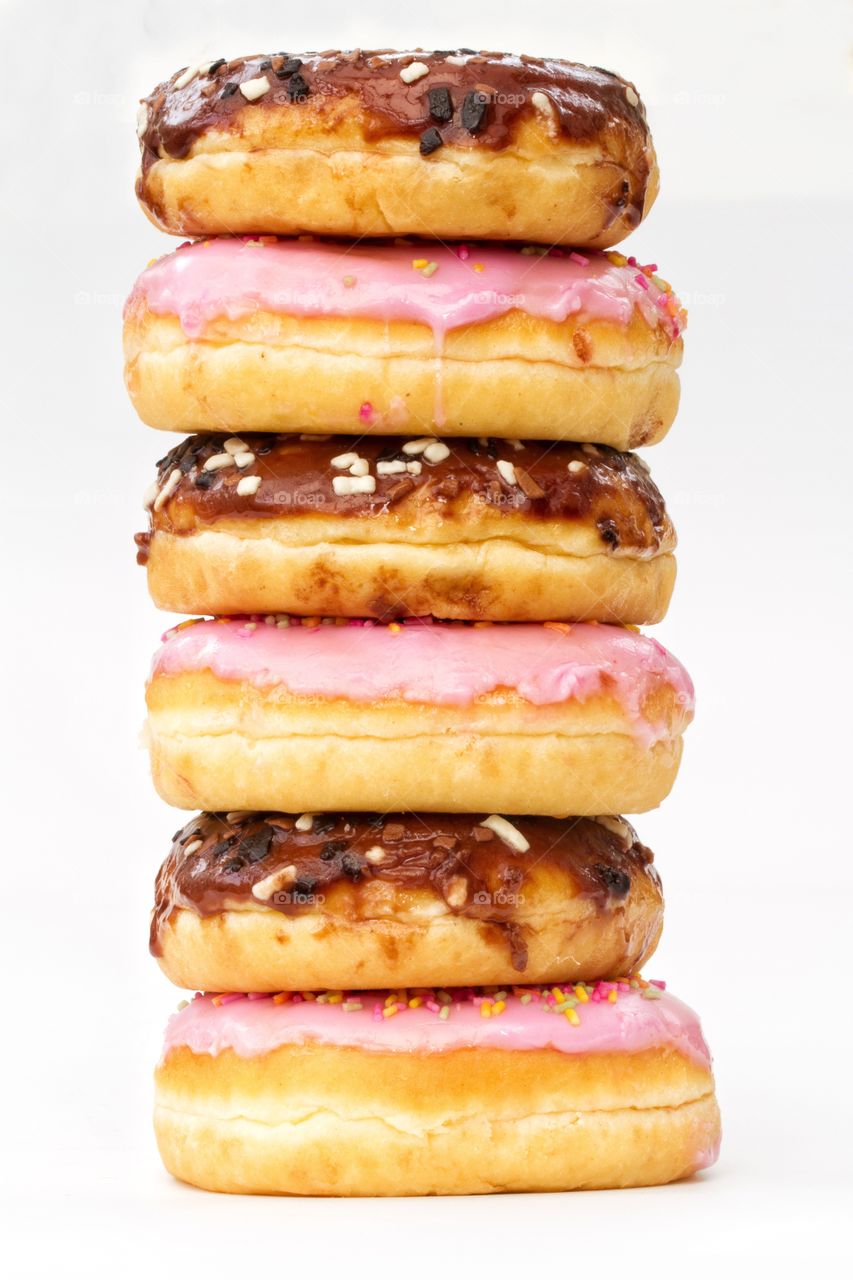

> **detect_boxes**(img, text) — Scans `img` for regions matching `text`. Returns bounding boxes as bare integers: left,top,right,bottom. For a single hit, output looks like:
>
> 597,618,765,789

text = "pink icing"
127,237,683,344
161,988,712,1068
151,620,694,744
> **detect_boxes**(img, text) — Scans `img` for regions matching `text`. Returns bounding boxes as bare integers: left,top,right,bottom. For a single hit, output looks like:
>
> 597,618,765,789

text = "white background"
1,0,851,1272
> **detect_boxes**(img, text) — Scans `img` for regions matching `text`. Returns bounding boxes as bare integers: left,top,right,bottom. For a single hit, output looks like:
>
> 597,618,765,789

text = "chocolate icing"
151,812,660,972
141,434,674,555
138,50,653,227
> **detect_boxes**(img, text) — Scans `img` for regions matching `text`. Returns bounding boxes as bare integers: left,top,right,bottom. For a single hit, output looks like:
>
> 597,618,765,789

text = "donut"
135,50,659,248
138,434,677,623
154,982,720,1195
152,811,663,992
123,238,684,445
145,617,694,815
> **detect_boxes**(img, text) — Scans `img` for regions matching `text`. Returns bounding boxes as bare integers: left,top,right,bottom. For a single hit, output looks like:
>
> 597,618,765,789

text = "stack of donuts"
127,49,720,1196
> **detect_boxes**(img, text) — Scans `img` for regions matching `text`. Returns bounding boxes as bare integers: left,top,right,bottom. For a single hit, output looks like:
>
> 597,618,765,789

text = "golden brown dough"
123,304,681,445
154,1039,720,1195
146,673,689,816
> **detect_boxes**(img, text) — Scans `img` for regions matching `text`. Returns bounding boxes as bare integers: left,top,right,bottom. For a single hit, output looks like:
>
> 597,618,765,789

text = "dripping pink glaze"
161,989,712,1069
151,620,694,744
127,237,683,343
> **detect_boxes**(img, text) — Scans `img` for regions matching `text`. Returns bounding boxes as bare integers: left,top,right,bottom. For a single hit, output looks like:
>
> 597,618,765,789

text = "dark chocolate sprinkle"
597,517,620,547
208,59,226,74
427,87,453,122
275,57,303,79
223,858,245,874
209,837,239,860
341,853,362,881
595,863,631,896
239,827,273,864
321,839,347,859
259,59,272,70
221,82,238,98
461,90,489,133
419,127,443,156
193,470,214,489
287,73,310,100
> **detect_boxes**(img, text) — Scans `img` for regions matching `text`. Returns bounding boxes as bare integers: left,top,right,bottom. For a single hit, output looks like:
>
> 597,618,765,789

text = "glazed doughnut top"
151,617,694,742
151,811,658,968
140,433,674,553
138,49,653,215
162,982,711,1066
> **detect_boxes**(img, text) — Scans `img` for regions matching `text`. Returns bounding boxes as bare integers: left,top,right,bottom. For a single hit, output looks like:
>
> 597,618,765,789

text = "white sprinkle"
625,86,640,107
376,460,407,476
568,460,587,474
424,441,450,464
581,443,600,456
142,480,159,510
295,813,316,831
481,815,530,853
349,457,370,477
136,103,149,138
196,60,218,75
445,54,470,66
223,437,248,455
365,846,386,864
406,461,422,476
203,452,233,471
153,467,181,511
445,876,469,908
508,439,525,452
173,64,198,90
531,90,558,137
233,451,255,468
252,865,297,902
400,61,430,84
403,437,434,455
236,475,262,497
177,1000,189,1011
331,452,359,469
226,811,255,823
496,459,517,486
182,839,203,856
240,74,271,101
593,815,633,846
333,475,376,495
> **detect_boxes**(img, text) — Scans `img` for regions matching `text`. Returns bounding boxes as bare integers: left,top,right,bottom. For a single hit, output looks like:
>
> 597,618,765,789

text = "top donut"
136,49,659,246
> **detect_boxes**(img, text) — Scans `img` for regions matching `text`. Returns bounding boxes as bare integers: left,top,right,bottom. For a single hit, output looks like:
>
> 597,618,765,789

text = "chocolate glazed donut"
136,49,658,245
137,434,677,623
151,811,665,991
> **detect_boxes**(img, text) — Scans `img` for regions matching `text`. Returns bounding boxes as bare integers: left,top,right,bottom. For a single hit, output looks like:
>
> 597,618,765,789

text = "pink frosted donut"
155,981,721,1195
145,617,694,815
123,237,685,444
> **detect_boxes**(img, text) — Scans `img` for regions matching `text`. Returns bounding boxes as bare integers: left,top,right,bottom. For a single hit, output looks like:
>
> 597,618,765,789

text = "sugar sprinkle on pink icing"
161,981,712,1069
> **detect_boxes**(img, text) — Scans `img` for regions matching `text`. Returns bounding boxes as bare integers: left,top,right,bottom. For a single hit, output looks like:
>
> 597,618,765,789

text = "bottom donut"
155,982,720,1196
